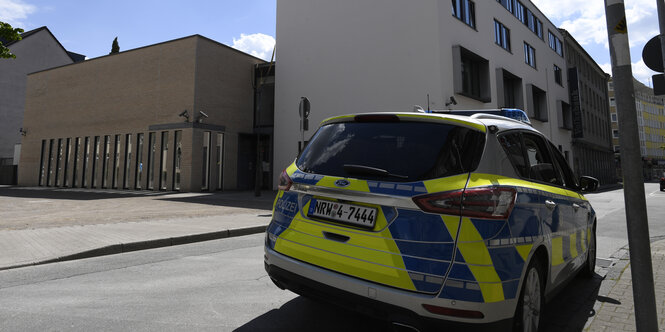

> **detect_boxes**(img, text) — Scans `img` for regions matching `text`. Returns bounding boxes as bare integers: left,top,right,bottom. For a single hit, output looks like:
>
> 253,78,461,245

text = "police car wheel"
580,224,597,278
514,259,543,332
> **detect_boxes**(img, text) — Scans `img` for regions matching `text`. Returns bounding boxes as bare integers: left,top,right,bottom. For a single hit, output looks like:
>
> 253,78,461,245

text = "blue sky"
0,0,277,60
0,0,659,86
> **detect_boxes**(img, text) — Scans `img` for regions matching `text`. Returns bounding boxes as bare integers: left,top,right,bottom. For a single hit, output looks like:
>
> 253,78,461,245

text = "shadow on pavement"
540,272,605,331
238,272,606,332
0,187,173,201
157,191,277,210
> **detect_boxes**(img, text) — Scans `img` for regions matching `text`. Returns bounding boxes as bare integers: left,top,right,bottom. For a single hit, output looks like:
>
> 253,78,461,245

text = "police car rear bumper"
264,246,517,325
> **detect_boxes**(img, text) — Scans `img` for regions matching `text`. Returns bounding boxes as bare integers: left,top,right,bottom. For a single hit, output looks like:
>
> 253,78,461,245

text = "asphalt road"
586,182,665,259
1,184,662,331
0,233,609,332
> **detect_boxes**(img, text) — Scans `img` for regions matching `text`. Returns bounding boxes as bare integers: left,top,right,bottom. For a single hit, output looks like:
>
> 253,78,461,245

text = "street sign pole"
658,0,665,83
605,1,659,330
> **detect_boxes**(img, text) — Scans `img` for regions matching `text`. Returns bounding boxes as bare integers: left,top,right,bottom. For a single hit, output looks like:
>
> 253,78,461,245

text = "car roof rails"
427,108,532,126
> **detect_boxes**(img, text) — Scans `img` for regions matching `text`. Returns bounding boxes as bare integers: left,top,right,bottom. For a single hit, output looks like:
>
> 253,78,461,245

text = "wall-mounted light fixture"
19,128,27,136
179,110,190,122
196,110,208,123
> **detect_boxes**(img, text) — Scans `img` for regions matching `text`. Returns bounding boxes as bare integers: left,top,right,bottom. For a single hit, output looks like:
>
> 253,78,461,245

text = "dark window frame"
524,42,536,68
494,19,511,52
554,64,563,86
452,0,476,29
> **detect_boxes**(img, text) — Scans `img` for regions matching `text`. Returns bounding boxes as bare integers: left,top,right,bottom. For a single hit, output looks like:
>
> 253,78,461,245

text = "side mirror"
579,176,599,192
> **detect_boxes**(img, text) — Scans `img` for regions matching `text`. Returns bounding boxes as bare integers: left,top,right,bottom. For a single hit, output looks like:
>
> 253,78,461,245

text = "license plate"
308,199,377,228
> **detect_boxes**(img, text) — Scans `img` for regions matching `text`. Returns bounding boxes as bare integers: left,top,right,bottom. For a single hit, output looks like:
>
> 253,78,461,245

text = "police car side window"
549,142,580,190
522,133,563,186
498,132,529,178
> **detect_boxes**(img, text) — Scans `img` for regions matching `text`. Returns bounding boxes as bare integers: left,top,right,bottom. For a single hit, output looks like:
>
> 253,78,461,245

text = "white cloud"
231,33,275,61
532,0,658,86
0,0,36,27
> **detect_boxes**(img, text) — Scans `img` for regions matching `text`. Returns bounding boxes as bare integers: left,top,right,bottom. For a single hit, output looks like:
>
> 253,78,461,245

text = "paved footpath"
0,187,276,270
584,238,665,331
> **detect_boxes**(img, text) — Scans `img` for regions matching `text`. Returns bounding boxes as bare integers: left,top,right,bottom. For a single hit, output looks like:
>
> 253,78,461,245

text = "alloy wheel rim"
522,268,541,332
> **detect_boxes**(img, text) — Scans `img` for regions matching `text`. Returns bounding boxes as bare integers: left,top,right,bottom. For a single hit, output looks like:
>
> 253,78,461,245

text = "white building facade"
274,0,572,187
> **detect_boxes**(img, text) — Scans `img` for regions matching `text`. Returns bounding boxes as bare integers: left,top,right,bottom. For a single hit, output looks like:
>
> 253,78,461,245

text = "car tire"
580,223,597,278
513,258,544,332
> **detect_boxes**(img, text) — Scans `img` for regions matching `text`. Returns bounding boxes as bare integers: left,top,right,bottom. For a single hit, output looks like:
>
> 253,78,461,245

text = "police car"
264,109,599,331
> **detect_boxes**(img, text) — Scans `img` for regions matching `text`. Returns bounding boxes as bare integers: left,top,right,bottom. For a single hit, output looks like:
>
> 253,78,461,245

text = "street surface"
0,183,662,331
586,183,665,259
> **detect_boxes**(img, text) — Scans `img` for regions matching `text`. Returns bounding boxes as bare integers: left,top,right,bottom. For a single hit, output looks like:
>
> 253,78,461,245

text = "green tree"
110,37,119,54
0,21,24,59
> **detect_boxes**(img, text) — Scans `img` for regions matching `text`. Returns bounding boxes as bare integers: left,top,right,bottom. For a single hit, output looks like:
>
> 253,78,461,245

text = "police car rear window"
296,121,485,182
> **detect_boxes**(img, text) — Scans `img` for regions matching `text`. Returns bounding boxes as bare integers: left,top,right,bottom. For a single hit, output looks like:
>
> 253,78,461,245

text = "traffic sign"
643,35,664,72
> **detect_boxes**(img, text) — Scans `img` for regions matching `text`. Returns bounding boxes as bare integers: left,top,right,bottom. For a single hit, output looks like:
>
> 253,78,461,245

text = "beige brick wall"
19,35,264,192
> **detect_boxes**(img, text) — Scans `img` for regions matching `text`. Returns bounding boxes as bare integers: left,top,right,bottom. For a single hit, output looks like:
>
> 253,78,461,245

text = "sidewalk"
585,238,665,331
0,186,276,270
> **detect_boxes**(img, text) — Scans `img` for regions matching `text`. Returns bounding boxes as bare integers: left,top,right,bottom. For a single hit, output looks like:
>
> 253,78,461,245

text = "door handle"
545,200,557,210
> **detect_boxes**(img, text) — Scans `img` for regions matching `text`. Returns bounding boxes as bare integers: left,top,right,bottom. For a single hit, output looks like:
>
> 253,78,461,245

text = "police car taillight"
413,187,516,219
278,170,292,191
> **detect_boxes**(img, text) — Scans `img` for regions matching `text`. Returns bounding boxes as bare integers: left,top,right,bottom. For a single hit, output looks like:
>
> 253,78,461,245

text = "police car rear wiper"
343,164,408,179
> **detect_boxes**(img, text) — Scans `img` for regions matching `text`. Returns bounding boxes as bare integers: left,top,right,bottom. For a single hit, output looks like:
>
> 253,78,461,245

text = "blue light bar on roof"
499,108,531,125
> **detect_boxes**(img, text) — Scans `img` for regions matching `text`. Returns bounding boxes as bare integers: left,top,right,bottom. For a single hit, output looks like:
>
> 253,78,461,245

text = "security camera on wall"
196,111,208,123
179,110,190,122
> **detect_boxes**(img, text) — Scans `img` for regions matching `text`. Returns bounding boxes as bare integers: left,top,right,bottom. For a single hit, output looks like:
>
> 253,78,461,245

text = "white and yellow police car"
264,109,599,331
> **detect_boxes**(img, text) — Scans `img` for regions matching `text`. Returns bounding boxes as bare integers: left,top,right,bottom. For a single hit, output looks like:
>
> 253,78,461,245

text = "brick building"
18,35,270,192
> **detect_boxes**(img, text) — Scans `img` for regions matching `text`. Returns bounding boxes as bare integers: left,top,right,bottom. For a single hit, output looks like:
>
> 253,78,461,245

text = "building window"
102,135,110,188
610,98,616,107
73,137,80,188
453,46,491,102
524,42,536,68
202,131,211,191
63,138,71,187
112,135,120,189
548,31,563,56
92,136,100,188
514,1,526,24
147,132,156,190
39,140,46,186
124,134,132,189
216,133,224,191
82,137,90,188
55,139,63,187
611,113,617,122
47,139,54,186
494,20,511,52
135,133,144,189
498,68,523,109
528,84,548,122
173,131,182,191
452,0,476,29
496,0,513,13
554,65,562,86
159,131,169,190
608,81,614,91
613,129,619,138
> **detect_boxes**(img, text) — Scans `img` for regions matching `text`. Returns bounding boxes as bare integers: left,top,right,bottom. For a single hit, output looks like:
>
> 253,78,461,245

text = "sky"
0,0,660,87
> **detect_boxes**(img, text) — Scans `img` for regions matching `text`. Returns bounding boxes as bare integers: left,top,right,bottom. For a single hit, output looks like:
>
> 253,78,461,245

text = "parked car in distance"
265,109,599,332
